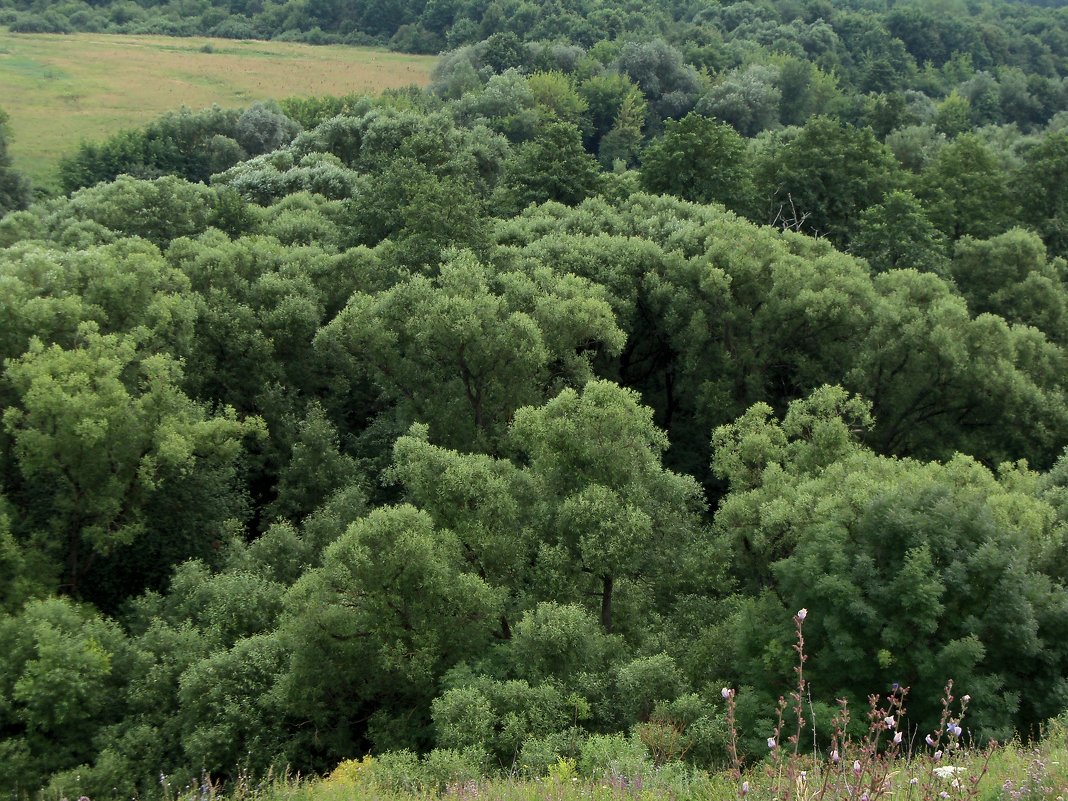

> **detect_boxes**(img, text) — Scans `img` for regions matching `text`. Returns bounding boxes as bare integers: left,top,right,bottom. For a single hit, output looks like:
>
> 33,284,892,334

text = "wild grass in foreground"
158,734,1068,801
160,611,1068,801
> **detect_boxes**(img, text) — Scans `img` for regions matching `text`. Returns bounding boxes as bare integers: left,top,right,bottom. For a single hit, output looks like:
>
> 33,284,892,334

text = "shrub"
368,749,423,793
578,734,651,780
422,747,487,789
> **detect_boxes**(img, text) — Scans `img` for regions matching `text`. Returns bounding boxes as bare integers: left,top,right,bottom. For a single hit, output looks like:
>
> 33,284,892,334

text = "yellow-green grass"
170,731,1068,801
0,28,437,186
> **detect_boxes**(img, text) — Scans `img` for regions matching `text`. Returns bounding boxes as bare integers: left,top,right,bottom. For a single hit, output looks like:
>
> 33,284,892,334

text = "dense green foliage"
185,714,1068,801
0,108,31,215
4,0,1068,74
4,0,1068,796
58,102,301,192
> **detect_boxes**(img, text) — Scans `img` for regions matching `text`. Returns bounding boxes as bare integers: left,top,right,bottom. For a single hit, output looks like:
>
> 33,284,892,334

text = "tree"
526,71,589,129
950,229,1068,343
266,401,362,525
696,65,782,137
852,269,1068,467
711,388,1068,740
615,39,703,126
387,425,535,638
0,495,50,612
502,191,1067,476
0,598,131,791
431,673,575,768
917,133,1017,240
508,380,711,634
493,121,601,213
1015,131,1068,257
596,85,646,169
58,105,245,191
0,108,31,217
449,69,543,142
885,124,947,173
959,71,1002,126
640,113,753,214
2,326,261,602
478,32,529,73
176,633,289,779
346,157,491,269
313,250,624,453
389,380,717,639
65,176,218,246
73,615,214,799
776,58,843,127
512,602,623,687
753,116,901,246
860,91,920,140
234,101,302,156
163,230,335,408
932,90,974,137
853,190,947,273
578,73,646,157
498,192,878,485
0,237,197,366
279,504,503,755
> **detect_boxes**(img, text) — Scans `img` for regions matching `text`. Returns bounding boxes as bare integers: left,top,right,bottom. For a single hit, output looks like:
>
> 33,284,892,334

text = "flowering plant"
721,610,994,801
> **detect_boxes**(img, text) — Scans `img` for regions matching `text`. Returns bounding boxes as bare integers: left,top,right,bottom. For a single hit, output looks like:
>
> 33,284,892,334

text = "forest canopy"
3,0,1068,796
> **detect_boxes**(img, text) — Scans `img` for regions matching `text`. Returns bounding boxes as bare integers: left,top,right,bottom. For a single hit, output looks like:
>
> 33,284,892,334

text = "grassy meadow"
0,28,437,185
167,731,1068,801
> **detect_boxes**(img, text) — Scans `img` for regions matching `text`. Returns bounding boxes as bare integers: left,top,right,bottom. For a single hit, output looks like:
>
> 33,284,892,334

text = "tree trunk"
600,574,613,633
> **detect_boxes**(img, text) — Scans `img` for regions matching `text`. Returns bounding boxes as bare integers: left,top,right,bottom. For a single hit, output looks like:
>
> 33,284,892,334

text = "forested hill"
3,0,1068,797
3,0,1068,70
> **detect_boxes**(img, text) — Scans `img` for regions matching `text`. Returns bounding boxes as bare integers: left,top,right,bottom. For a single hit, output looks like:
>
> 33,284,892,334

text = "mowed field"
0,28,437,184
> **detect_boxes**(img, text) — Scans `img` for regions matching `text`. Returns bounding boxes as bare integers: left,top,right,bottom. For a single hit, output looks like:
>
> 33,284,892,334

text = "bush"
209,18,258,39
432,678,576,768
518,732,584,777
615,654,687,721
642,694,728,769
578,734,651,780
368,750,424,793
235,101,302,155
422,747,487,789
10,10,70,32
389,23,445,54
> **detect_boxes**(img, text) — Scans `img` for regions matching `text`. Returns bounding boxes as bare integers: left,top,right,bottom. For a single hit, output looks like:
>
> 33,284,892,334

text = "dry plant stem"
859,685,909,801
930,680,956,753
735,610,994,801
918,683,985,801
921,681,960,801
814,699,850,801
963,741,996,801
769,695,789,800
768,610,812,801
792,611,808,759
725,689,742,781
809,682,820,755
